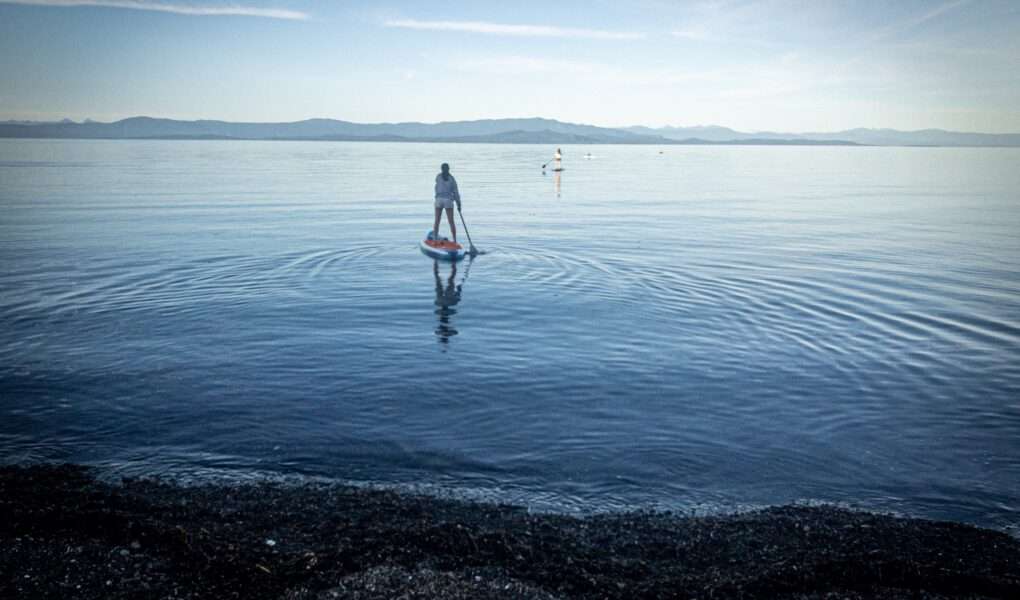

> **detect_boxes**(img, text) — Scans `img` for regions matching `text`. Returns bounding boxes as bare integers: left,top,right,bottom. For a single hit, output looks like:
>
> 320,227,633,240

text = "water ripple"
2,141,1019,531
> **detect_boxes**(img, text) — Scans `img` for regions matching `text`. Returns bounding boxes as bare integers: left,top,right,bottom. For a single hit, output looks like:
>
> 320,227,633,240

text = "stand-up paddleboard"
421,230,467,261
551,167,565,172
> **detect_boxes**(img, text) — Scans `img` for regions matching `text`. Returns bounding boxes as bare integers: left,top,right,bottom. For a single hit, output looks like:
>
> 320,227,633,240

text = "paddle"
457,204,483,256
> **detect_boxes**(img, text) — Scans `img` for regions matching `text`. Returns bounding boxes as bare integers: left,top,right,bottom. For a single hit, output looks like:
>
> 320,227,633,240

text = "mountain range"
2,117,1018,147
623,125,1020,147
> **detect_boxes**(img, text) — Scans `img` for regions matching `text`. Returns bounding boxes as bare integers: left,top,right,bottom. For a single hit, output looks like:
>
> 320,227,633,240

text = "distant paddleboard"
552,167,565,172
421,230,466,261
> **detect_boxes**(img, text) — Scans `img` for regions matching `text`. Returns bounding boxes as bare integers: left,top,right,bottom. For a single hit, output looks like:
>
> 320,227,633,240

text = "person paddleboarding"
542,148,564,172
433,162,461,243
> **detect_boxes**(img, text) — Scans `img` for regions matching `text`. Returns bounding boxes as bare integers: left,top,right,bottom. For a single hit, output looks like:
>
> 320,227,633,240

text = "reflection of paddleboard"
552,168,565,172
421,230,466,261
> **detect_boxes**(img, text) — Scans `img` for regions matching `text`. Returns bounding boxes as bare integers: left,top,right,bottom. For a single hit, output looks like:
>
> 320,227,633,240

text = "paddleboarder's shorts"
435,196,456,209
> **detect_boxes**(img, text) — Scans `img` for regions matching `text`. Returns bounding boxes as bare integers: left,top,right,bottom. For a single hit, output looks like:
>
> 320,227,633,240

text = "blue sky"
0,0,1018,132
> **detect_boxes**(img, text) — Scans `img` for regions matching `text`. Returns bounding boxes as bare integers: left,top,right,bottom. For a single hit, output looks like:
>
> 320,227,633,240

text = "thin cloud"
864,0,972,43
456,56,603,75
670,28,714,41
385,19,644,40
910,0,971,29
0,0,309,20
455,54,727,87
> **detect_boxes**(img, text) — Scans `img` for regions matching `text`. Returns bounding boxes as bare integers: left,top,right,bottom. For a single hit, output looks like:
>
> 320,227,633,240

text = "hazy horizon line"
3,114,1019,136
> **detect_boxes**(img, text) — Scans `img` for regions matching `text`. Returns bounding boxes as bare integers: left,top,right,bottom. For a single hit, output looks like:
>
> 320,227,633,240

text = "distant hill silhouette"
1,116,1016,146
0,117,665,144
626,125,1020,147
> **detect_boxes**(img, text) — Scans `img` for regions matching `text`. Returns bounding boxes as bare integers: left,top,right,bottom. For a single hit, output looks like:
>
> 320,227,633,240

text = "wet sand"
1,464,1018,599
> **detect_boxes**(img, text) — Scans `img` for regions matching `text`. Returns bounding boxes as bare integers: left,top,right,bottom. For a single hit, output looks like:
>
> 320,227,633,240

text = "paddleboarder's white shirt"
435,174,460,201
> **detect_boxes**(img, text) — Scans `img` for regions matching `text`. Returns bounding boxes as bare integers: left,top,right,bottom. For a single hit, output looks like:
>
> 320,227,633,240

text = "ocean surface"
1,139,1018,530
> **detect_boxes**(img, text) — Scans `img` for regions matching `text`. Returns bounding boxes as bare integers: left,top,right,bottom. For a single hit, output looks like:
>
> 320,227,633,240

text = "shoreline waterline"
2,463,1019,599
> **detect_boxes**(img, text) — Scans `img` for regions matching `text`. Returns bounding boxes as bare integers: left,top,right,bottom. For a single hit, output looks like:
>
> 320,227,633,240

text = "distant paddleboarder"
542,148,564,172
433,162,461,243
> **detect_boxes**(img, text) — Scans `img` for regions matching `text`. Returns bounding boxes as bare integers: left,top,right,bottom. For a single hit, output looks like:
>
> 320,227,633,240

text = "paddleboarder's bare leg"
433,207,442,240
445,207,457,243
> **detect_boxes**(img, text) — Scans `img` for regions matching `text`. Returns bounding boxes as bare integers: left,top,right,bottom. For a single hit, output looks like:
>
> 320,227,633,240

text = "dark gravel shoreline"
2,464,1018,599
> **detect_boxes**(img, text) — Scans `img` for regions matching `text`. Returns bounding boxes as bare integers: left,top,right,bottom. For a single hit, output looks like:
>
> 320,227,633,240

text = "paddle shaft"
457,206,478,254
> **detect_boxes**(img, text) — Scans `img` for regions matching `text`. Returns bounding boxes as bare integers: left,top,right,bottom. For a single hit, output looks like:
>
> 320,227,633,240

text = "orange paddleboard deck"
420,231,467,261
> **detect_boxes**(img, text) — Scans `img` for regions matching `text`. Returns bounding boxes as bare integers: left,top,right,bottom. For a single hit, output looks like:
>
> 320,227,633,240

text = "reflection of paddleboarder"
433,260,463,346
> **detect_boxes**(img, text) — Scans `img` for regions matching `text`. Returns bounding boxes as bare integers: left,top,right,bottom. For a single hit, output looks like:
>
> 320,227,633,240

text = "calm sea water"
1,139,1018,529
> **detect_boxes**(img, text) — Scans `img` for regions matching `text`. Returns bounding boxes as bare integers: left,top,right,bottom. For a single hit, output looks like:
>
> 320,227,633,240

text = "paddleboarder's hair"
440,163,450,181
